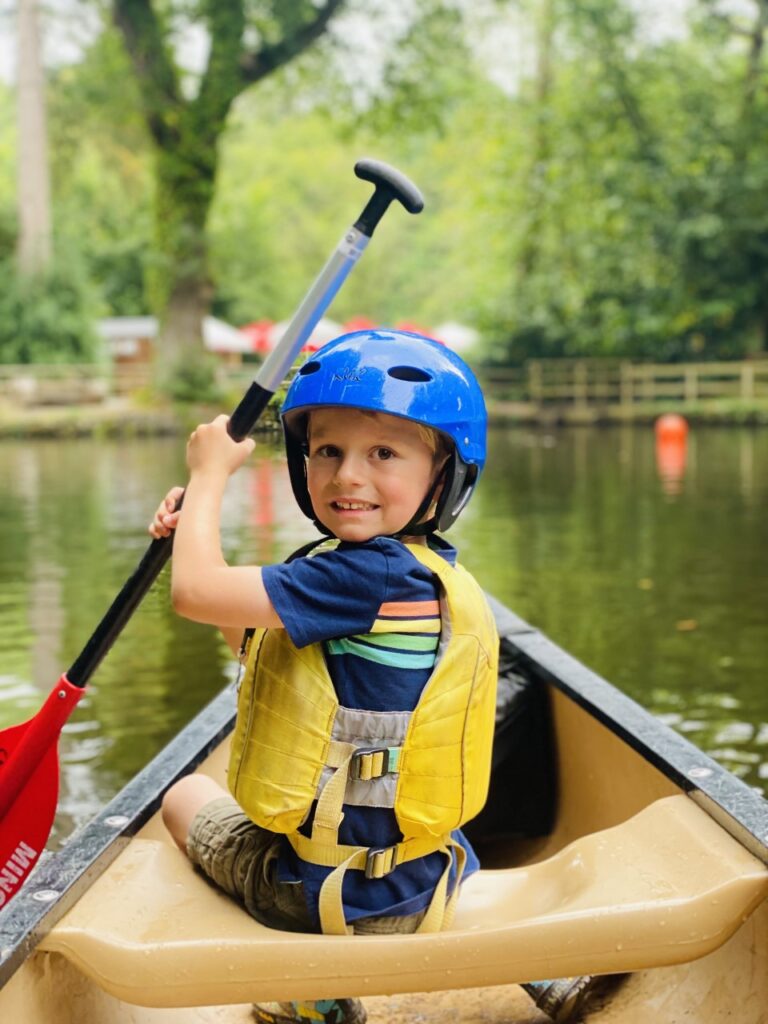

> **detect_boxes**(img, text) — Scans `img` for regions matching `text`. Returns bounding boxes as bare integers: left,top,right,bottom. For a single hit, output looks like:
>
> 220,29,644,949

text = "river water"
0,424,765,843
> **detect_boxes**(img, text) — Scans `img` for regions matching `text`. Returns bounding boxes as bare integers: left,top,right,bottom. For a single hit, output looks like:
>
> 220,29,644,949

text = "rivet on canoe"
687,766,713,779
104,815,130,828
32,889,60,903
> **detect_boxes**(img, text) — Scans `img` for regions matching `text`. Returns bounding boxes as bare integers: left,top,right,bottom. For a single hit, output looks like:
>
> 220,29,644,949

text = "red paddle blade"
0,734,59,910
0,676,83,910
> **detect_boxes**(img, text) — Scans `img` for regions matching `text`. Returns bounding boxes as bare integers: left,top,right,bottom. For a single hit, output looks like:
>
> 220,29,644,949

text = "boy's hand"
186,414,256,478
149,486,185,539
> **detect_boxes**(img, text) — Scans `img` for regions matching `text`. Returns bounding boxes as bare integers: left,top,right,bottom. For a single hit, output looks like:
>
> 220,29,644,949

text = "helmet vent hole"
298,361,321,376
388,366,432,382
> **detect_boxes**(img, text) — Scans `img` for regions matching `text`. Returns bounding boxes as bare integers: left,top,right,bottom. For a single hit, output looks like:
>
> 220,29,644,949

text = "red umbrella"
241,320,275,355
268,317,343,354
344,317,379,333
396,321,442,342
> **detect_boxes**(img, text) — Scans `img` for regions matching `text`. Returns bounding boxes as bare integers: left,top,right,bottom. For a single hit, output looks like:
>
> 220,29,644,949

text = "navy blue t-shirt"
260,536,480,927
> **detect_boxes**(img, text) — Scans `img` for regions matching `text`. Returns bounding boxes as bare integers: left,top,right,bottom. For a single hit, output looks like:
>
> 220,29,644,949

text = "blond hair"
417,423,451,462
306,408,450,464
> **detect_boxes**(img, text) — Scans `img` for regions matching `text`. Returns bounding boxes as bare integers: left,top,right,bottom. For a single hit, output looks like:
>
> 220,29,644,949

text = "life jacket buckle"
364,845,397,880
349,745,396,782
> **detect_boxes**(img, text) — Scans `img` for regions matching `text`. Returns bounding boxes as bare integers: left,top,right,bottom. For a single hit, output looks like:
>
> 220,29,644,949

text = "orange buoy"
654,413,689,442
655,414,689,495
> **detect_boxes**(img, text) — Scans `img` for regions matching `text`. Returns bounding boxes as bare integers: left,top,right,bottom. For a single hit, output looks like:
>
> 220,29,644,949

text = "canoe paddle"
0,160,424,910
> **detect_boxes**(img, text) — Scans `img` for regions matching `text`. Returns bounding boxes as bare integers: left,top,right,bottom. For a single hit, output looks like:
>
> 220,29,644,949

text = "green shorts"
187,796,426,935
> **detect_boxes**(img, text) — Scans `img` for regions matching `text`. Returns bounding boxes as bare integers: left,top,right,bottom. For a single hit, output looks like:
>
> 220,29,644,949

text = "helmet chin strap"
393,465,447,538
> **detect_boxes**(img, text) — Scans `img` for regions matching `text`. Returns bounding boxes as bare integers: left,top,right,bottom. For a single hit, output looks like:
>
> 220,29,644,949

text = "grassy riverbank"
2,395,768,439
0,397,284,439
487,397,768,427
0,400,180,439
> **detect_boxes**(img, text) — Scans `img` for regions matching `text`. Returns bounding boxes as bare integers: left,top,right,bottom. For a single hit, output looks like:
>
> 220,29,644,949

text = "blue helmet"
281,329,487,534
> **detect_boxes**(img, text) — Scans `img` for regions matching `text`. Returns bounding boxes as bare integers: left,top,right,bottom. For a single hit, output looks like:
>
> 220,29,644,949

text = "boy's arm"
149,488,267,652
171,468,283,630
219,625,247,656
167,416,284,631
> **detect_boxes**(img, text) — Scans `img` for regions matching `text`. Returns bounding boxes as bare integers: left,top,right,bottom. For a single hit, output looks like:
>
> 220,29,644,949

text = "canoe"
0,595,766,1024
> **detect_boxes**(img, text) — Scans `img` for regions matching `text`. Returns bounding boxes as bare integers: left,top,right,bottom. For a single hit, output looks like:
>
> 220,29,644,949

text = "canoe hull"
3,900,766,1024
1,601,766,1023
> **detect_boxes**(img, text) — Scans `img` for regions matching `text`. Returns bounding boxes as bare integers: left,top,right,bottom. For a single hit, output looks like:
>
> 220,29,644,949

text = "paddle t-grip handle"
353,159,424,236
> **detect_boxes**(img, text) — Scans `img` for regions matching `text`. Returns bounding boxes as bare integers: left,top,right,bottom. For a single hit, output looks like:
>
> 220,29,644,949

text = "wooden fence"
481,359,768,409
2,358,768,412
0,363,152,405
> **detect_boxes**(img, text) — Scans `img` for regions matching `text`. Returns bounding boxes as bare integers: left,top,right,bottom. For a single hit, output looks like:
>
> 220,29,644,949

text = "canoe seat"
40,795,768,1009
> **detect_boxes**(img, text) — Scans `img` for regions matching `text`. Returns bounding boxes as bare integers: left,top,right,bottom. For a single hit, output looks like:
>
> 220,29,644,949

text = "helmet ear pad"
429,453,479,533
285,429,316,521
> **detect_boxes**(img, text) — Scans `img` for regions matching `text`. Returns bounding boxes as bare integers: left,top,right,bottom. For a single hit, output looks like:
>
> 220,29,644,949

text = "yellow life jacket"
228,542,499,934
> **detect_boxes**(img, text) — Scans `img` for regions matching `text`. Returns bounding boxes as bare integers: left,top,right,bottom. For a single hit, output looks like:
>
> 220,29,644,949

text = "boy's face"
305,407,439,542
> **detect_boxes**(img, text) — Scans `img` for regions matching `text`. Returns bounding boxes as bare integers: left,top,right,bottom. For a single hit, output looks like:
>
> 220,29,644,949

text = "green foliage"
162,354,223,404
208,55,505,332
477,0,768,362
0,257,101,364
207,0,768,363
30,30,155,319
7,0,768,369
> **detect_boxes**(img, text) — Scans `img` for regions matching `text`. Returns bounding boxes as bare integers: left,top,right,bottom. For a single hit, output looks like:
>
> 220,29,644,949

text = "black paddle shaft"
66,160,424,687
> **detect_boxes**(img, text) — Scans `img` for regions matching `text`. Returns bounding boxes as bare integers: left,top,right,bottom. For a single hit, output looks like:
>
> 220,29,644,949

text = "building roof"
97,316,252,354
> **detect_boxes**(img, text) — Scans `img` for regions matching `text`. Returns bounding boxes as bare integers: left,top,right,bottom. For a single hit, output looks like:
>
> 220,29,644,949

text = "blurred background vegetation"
2,0,768,385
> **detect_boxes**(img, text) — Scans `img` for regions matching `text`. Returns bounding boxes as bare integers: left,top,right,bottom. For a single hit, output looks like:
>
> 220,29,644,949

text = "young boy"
150,329,499,1024
151,329,602,1024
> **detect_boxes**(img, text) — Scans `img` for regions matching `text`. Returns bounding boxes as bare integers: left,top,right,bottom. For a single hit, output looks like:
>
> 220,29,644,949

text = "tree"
5,0,98,366
16,0,52,275
476,0,768,363
111,0,345,385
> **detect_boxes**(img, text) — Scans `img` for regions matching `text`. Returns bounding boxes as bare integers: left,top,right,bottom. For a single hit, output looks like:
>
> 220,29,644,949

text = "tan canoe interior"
5,687,768,1023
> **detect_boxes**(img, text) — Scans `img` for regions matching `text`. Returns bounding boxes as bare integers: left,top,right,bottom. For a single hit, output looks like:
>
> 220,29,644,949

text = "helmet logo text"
332,367,367,383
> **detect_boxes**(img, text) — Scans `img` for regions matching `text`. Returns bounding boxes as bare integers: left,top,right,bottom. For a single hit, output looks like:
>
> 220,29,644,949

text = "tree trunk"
151,139,217,376
16,0,52,275
742,0,768,120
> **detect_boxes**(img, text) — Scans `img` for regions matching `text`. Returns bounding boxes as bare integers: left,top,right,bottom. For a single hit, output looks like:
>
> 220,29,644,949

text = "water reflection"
0,425,765,843
457,424,767,798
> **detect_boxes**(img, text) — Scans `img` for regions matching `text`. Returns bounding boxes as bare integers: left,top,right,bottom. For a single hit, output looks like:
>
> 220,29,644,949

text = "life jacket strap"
298,835,466,936
311,740,402,846
349,745,401,782
288,831,443,871
310,741,357,844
